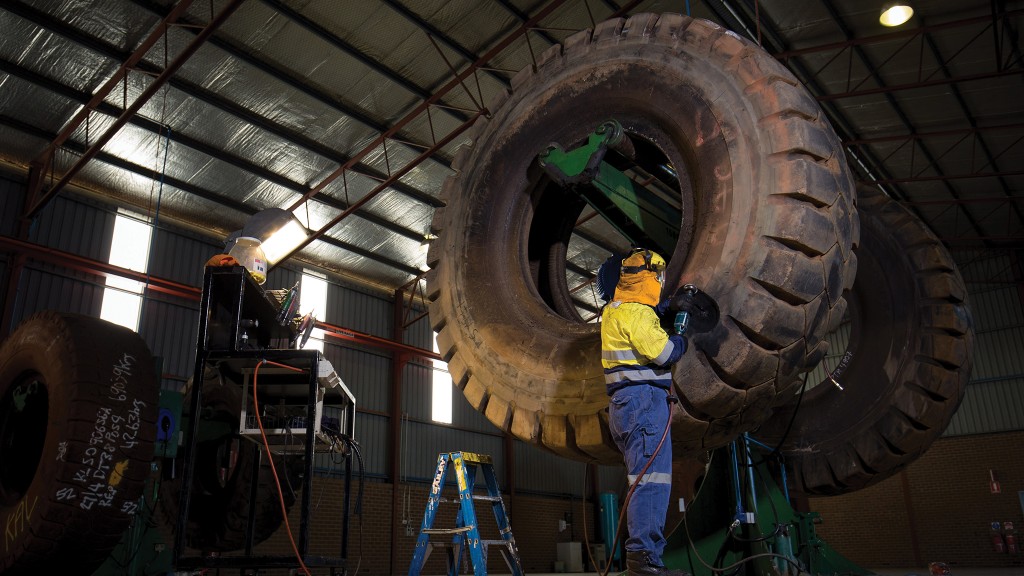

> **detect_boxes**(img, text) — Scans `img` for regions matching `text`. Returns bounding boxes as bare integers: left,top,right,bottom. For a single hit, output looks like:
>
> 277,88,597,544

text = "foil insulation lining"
0,0,650,288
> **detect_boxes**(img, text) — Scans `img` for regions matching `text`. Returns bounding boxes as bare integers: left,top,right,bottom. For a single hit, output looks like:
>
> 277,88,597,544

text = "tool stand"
172,265,355,574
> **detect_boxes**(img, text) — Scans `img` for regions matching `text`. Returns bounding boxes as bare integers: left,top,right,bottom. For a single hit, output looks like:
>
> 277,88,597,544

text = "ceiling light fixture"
880,3,913,27
226,207,309,266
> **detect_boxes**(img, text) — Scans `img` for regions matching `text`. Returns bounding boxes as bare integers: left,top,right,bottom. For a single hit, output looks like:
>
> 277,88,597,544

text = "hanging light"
880,3,913,27
225,207,309,266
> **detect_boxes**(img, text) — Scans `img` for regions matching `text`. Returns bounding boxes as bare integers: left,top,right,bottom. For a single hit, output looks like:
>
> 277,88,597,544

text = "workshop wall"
810,429,1024,569
252,477,604,576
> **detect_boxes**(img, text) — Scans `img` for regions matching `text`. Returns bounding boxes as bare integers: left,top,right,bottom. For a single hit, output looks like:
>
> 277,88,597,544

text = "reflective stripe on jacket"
601,301,681,394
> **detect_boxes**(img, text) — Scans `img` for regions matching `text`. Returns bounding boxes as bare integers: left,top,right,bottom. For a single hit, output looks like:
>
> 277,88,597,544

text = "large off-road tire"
161,374,295,551
426,13,857,462
755,186,974,495
0,312,157,575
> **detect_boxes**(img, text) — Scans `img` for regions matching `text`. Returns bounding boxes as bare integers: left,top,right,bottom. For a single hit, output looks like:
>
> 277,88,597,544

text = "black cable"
683,506,805,575
750,456,780,527
343,434,366,576
726,522,783,544
744,375,809,467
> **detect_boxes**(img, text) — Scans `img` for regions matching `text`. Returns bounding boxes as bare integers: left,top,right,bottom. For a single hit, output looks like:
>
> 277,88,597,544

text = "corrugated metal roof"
0,0,1015,304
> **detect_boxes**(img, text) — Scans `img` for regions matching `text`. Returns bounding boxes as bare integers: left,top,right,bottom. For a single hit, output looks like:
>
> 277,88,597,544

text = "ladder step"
438,494,502,503
422,526,474,535
459,451,493,465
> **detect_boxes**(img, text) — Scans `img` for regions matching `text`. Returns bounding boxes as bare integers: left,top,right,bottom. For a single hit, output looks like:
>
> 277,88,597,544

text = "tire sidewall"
0,312,157,573
440,33,767,409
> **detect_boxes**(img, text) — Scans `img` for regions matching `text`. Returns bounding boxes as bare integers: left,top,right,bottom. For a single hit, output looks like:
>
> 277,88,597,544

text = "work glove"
670,290,695,313
654,297,671,318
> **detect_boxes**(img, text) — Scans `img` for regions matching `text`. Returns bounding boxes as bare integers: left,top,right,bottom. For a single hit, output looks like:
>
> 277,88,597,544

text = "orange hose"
254,359,312,576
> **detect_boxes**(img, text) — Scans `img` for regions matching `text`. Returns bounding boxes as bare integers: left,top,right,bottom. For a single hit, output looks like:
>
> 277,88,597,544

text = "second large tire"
755,186,974,495
161,372,296,551
426,13,858,462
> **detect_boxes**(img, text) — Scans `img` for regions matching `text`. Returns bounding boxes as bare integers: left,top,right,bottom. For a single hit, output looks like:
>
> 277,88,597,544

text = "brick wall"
208,431,1024,574
251,478,602,575
809,430,1024,569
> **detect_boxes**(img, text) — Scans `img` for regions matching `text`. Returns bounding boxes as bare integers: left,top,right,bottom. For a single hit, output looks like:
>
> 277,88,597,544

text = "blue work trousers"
608,384,672,559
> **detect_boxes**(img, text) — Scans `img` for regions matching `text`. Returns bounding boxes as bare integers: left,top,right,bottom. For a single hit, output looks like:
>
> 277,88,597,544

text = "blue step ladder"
408,452,524,576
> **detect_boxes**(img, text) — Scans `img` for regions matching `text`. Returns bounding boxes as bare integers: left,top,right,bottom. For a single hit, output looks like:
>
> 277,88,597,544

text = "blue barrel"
599,491,621,562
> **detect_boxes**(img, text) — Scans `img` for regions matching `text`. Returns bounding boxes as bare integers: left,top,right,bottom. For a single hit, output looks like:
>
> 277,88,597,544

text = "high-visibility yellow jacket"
601,301,685,395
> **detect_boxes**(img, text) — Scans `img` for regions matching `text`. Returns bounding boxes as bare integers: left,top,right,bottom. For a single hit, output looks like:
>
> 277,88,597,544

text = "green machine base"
662,436,872,576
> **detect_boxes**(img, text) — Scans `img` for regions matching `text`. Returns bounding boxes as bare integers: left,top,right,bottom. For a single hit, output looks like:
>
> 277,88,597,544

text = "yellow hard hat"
621,248,666,274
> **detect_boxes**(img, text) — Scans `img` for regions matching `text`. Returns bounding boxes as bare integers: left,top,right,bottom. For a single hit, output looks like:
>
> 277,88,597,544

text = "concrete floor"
470,561,1024,576
864,565,1024,569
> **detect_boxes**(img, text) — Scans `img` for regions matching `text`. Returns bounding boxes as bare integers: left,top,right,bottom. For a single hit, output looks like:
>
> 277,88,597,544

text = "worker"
601,248,696,576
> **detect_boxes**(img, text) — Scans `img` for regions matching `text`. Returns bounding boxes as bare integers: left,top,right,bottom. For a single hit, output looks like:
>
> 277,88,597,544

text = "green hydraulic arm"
537,120,681,256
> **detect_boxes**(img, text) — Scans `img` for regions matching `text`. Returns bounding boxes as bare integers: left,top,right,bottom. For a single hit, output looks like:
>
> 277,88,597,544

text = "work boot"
626,550,692,576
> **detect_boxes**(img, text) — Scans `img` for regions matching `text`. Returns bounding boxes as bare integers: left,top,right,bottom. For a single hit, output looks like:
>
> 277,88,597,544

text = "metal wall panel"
514,440,590,497
452,386,496,431
596,463,628,496
12,266,103,326
400,360,500,433
963,284,1024,382
945,377,1024,436
402,305,433,351
323,340,391,413
265,266,301,296
315,411,389,478
148,226,222,287
31,196,114,262
401,360,432,421
514,443,626,497
330,281,393,339
0,173,24,236
139,296,200,384
399,420,504,483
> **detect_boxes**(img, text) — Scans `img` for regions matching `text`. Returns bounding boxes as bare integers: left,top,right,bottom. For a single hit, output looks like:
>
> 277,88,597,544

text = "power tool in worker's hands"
669,285,720,335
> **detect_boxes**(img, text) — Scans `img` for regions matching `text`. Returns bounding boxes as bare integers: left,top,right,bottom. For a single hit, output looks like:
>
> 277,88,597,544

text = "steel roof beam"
919,23,1022,225
900,196,1024,207
843,122,1024,145
378,0,512,88
28,0,195,190
815,68,1021,101
0,115,423,277
279,109,485,267
702,0,910,203
0,56,427,242
814,0,994,245
255,0,468,126
23,0,246,219
133,0,458,168
863,170,1024,185
775,9,1023,59
2,1,443,211
285,0,570,211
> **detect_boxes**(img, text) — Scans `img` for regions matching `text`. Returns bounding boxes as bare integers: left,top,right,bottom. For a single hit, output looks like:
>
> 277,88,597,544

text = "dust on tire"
426,13,858,461
0,312,157,575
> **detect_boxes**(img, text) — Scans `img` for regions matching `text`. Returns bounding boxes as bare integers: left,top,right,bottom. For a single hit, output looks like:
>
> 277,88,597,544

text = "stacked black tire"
426,13,858,463
757,186,974,494
160,370,296,552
